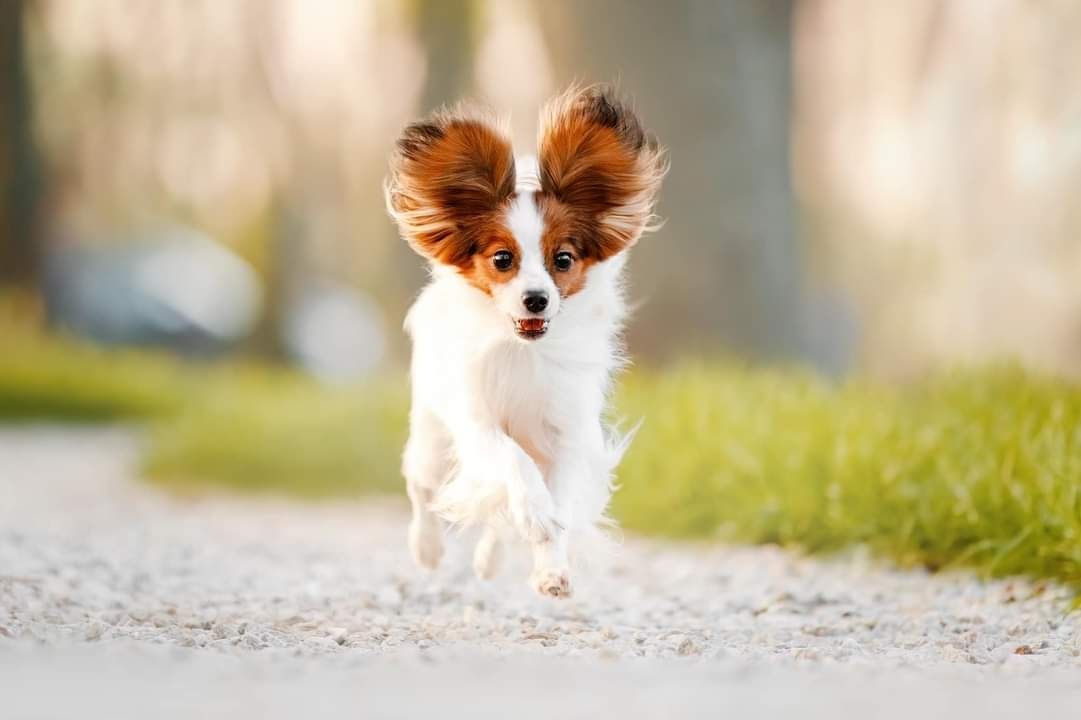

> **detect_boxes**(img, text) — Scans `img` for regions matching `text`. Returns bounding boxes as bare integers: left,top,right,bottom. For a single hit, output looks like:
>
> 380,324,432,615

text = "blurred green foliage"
0,317,185,420
4,318,1081,590
615,364,1081,587
0,305,407,498
144,367,407,499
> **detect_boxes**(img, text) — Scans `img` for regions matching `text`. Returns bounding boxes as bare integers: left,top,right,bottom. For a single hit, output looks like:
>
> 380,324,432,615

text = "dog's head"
386,85,666,341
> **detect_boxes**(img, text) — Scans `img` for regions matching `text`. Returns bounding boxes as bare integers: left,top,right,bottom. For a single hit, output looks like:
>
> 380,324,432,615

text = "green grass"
4,317,1081,589
0,309,406,499
0,325,186,421
614,364,1081,586
144,367,407,498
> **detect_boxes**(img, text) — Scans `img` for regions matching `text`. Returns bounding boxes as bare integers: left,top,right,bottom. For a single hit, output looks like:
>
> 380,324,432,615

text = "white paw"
507,487,562,543
530,567,572,599
408,520,443,570
472,531,503,581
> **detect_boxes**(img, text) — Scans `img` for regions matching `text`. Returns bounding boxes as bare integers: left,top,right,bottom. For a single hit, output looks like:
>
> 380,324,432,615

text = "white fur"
402,158,632,598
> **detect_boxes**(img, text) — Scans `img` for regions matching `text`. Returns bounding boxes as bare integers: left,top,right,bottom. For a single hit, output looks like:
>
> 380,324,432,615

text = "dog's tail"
566,418,641,568
604,417,641,476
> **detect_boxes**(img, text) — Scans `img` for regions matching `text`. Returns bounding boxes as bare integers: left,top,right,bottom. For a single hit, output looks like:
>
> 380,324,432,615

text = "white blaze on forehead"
508,156,544,273
495,177,560,321
505,192,547,286
515,155,541,192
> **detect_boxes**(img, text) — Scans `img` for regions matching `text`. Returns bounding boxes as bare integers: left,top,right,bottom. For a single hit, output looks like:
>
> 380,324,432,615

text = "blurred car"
44,226,262,356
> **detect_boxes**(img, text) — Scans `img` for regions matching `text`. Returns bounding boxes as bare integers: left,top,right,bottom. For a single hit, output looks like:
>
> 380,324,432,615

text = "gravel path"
2,426,1081,717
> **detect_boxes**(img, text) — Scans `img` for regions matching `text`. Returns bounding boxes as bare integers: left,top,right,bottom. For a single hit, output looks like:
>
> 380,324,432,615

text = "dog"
385,85,666,598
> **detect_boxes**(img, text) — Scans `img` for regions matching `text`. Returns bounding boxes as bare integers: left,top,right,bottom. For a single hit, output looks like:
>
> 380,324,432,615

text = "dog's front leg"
529,422,615,599
527,449,588,599
447,426,560,544
530,526,571,598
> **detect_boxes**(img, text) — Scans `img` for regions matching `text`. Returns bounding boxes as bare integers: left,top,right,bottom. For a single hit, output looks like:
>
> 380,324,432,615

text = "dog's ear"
537,85,667,260
386,108,516,266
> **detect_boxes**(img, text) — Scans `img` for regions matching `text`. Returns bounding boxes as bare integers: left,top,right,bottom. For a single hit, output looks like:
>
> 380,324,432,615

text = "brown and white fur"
385,85,666,598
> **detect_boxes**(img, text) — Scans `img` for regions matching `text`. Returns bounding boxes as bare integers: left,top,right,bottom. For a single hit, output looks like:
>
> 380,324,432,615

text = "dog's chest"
478,347,572,470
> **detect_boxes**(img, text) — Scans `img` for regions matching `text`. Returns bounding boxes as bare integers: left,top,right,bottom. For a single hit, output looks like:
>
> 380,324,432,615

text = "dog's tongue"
518,318,546,333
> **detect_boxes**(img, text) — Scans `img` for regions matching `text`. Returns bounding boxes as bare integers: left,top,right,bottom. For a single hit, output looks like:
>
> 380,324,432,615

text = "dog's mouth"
514,317,549,340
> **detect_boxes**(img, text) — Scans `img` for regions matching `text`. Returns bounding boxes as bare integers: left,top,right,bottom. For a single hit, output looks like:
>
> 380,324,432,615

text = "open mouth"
514,317,549,340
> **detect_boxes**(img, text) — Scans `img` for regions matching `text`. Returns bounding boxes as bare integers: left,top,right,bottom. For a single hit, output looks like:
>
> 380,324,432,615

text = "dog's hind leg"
472,525,503,580
402,412,451,570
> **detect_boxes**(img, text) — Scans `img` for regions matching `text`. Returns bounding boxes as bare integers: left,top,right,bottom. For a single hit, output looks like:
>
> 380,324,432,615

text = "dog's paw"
530,567,572,599
408,519,444,570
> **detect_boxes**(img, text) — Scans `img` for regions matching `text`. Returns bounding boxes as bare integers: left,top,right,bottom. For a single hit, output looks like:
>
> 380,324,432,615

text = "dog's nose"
522,290,549,314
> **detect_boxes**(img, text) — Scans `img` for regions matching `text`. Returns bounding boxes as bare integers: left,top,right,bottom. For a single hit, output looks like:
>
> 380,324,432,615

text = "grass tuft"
0,307,406,499
143,368,407,499
0,323,185,421
613,363,1081,586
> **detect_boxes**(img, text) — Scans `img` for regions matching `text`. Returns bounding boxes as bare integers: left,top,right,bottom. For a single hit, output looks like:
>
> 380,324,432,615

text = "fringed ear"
537,85,667,259
385,107,516,267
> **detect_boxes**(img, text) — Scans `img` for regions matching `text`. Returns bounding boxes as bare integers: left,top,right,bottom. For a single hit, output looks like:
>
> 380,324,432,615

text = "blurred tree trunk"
534,0,807,362
0,0,42,292
414,0,479,113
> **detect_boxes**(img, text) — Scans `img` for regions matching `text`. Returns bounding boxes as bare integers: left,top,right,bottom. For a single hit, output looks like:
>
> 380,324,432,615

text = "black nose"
522,290,549,314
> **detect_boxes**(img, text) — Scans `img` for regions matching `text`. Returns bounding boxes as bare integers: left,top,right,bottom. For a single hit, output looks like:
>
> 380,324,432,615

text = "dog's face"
386,86,666,341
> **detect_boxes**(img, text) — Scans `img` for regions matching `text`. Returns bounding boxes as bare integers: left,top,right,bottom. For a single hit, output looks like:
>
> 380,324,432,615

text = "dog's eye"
554,251,574,272
492,250,514,271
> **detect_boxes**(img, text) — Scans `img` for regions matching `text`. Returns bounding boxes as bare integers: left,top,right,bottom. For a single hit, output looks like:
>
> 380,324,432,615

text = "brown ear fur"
386,108,516,267
537,85,667,260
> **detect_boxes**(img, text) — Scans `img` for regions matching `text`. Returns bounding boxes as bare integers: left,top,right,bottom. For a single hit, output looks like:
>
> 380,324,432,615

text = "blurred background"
3,0,1081,589
4,0,1079,381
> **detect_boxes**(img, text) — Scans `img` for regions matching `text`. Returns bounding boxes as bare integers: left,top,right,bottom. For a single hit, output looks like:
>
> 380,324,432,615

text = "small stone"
803,625,836,637
303,637,339,653
577,631,604,646
676,637,699,656
83,622,105,641
242,634,266,650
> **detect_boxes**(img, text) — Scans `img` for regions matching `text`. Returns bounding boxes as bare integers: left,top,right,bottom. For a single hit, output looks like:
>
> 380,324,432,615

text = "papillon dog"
385,85,666,598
